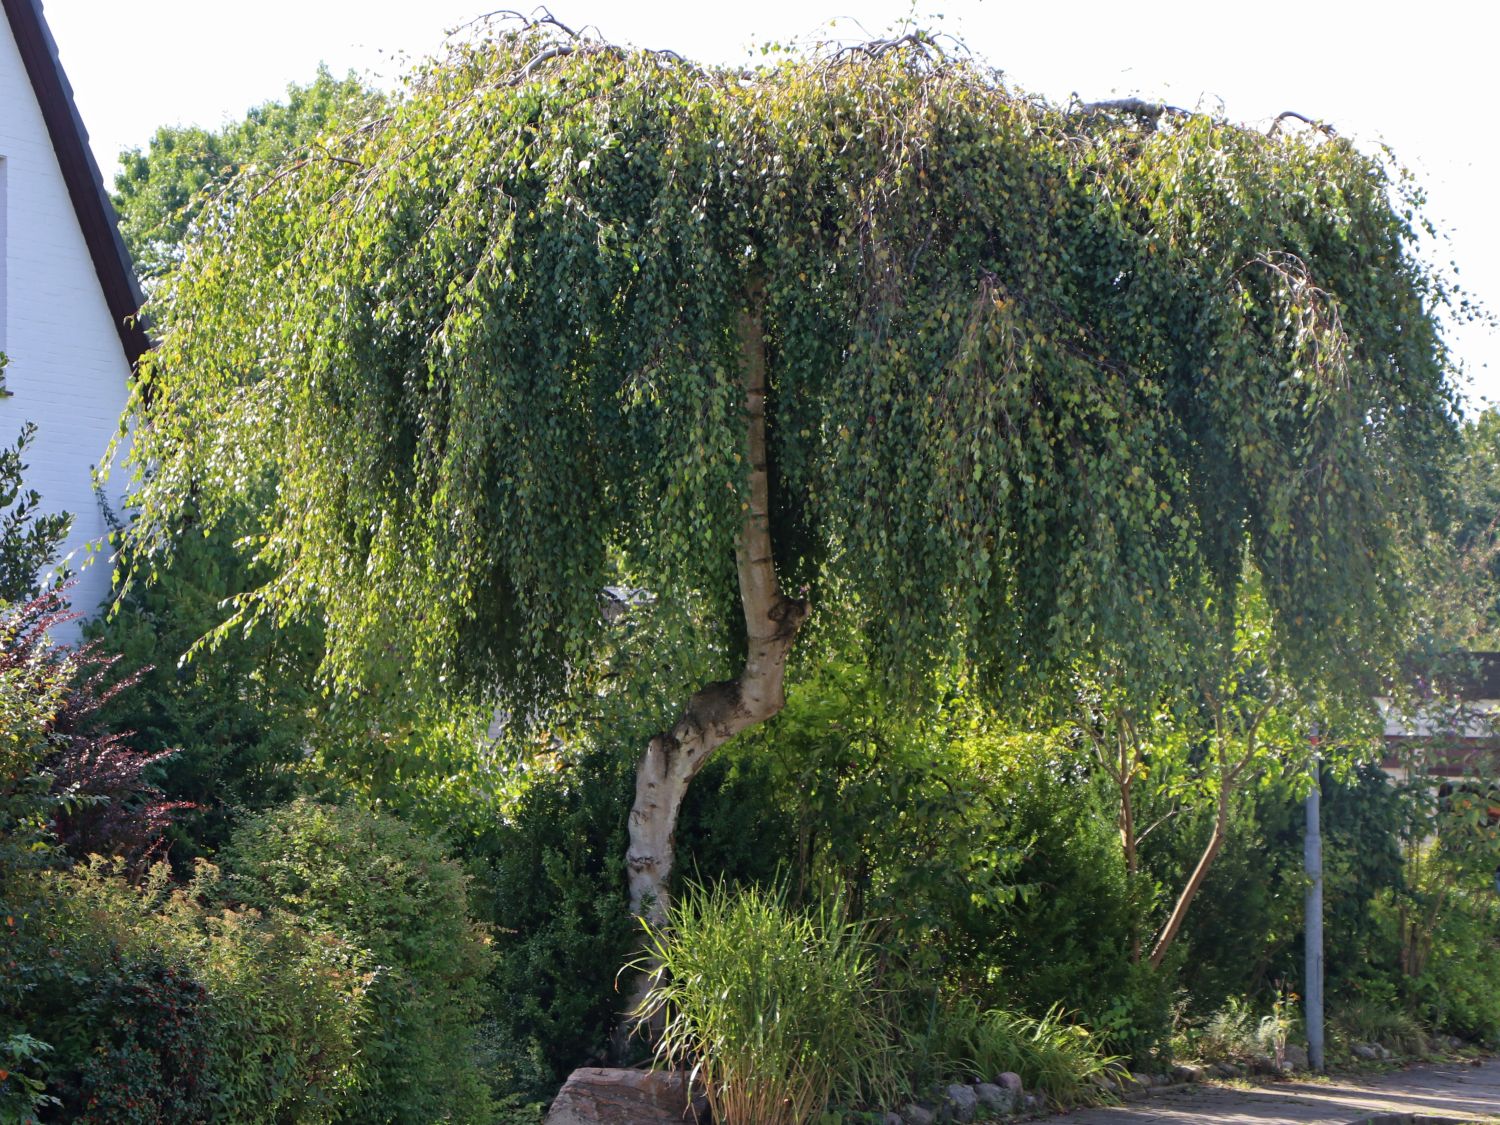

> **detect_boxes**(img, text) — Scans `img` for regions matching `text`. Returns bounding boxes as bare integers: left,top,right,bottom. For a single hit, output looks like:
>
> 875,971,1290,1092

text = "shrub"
88,519,322,859
1,860,365,1124
637,882,901,1125
1186,998,1261,1063
220,798,495,1122
1,590,183,875
970,732,1148,1029
680,661,1037,988
474,745,639,1089
1331,998,1429,1056
5,801,498,1122
910,995,1123,1108
1406,885,1500,1044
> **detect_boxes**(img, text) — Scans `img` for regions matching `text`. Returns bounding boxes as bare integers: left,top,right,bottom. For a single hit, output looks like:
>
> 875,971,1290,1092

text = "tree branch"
1268,110,1337,137
1077,98,1189,124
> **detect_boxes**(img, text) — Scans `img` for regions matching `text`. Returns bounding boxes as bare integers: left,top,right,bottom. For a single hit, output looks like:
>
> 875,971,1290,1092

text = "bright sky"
38,0,1500,412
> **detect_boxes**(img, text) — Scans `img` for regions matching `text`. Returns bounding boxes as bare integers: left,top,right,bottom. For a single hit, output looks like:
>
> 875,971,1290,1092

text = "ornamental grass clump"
635,882,901,1124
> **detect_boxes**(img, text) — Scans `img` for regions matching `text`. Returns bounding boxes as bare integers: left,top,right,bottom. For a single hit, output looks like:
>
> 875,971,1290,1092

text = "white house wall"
1,20,130,619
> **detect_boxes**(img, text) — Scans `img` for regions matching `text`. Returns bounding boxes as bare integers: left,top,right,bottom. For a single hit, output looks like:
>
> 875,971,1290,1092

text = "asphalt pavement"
1050,1059,1500,1124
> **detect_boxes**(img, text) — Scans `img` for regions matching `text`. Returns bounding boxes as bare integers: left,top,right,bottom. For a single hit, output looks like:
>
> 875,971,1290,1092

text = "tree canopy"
122,24,1456,719
112,67,381,281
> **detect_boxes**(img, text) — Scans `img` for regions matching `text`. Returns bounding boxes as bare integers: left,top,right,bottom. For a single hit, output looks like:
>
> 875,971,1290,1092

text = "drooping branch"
511,44,577,83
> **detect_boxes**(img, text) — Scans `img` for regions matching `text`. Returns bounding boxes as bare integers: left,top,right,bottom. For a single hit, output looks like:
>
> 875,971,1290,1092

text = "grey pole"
1304,733,1325,1072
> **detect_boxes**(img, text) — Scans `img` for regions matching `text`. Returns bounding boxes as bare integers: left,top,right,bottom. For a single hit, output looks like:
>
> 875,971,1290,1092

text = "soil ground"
1051,1059,1500,1124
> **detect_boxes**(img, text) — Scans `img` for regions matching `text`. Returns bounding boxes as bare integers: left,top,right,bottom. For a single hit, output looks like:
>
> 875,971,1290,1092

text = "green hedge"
2,800,494,1122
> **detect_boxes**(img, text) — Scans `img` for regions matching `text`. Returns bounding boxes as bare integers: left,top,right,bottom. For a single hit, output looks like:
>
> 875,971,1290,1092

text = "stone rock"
545,1068,702,1125
944,1084,978,1122
1212,1062,1238,1078
1282,1044,1309,1071
1171,1064,1205,1084
900,1104,937,1125
974,1083,1016,1113
995,1071,1023,1094
882,1114,905,1125
1352,1043,1380,1061
1022,1093,1042,1111
1129,1071,1153,1091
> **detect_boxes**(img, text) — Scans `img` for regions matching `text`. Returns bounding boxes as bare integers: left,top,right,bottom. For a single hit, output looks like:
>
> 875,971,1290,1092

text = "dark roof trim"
4,0,149,366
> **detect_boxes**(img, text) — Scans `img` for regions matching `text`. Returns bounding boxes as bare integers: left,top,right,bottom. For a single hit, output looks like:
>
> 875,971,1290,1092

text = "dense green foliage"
476,748,638,1090
2,803,494,1123
13,18,1486,1120
5,860,363,1123
1444,408,1500,645
219,800,495,1122
681,658,1028,973
961,733,1158,1042
87,523,322,857
124,25,1455,719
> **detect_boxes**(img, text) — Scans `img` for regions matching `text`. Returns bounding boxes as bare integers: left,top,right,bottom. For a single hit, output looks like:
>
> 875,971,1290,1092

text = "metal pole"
1304,735,1325,1073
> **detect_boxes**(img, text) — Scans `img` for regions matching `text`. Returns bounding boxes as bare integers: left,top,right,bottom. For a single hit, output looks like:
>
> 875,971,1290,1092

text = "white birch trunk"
620,279,808,1025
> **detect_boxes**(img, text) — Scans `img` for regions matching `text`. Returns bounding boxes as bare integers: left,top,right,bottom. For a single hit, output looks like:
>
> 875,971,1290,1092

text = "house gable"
3,0,147,364
2,0,143,617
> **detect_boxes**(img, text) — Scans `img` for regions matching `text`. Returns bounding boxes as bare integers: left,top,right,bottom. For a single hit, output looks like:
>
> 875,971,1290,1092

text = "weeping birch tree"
120,20,1457,951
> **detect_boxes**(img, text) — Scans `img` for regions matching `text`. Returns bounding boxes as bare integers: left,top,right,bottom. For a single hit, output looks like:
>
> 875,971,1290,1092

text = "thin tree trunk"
1120,763,1142,964
620,279,809,1024
1149,790,1230,968
1119,730,1139,879
1146,685,1278,970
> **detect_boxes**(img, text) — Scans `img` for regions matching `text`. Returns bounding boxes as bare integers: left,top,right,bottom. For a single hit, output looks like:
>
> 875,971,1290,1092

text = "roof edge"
4,0,150,367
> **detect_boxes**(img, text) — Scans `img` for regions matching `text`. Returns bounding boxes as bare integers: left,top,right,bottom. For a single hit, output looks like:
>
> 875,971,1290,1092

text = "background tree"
119,20,1459,984
112,66,381,281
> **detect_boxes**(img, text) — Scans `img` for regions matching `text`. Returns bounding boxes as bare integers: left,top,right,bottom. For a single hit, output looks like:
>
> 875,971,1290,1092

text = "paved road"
1052,1060,1500,1124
